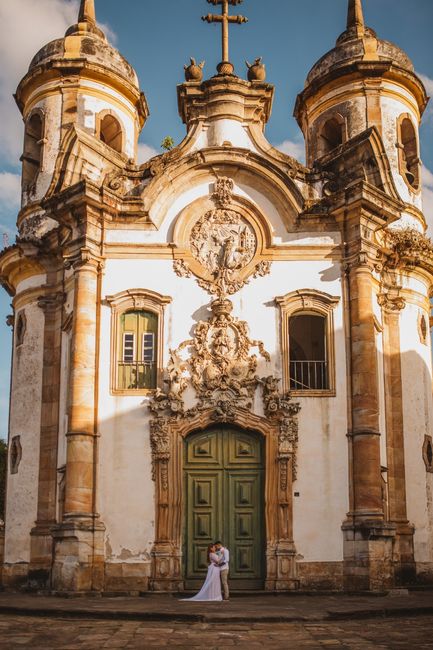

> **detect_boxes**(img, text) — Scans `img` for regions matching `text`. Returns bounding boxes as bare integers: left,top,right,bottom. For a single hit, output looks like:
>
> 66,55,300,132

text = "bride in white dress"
183,544,222,601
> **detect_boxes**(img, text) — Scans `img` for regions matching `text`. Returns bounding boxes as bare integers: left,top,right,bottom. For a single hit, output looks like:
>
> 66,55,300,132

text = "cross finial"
202,0,248,75
347,0,365,36
78,0,96,25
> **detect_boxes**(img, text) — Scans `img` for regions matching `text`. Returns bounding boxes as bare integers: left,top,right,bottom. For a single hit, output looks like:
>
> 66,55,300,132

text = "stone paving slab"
1,614,433,649
0,591,432,623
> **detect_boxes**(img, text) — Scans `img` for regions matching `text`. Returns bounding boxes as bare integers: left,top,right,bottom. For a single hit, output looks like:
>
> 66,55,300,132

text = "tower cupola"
15,0,148,226
294,0,428,217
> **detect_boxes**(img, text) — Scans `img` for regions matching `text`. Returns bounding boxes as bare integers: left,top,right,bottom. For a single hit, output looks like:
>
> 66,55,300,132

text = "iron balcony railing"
289,360,328,391
118,361,156,390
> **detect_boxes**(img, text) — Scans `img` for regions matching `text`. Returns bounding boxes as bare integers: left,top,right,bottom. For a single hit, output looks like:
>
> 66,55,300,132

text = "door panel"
186,471,222,580
228,471,263,587
184,427,264,590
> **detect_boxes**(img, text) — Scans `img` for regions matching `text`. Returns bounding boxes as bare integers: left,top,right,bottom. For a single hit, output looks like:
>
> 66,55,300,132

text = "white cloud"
419,73,433,98
422,165,433,232
0,0,115,167
0,173,20,209
418,73,433,121
274,139,305,164
137,143,159,164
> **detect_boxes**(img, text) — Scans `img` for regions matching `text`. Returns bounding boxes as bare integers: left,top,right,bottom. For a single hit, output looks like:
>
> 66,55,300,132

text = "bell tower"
294,0,428,223
15,0,148,238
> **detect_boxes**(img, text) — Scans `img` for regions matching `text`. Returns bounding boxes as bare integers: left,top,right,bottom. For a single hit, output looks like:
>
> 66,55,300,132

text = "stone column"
379,289,415,583
52,256,105,592
0,520,4,585
349,262,383,519
29,291,64,586
342,257,395,590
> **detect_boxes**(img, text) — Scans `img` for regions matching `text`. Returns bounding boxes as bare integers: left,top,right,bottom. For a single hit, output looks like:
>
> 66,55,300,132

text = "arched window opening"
317,117,344,158
15,311,26,347
289,313,328,390
118,309,158,390
399,117,419,190
99,114,123,153
22,113,43,188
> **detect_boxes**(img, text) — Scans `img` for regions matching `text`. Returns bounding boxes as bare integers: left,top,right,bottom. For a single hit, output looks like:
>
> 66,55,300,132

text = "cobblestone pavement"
0,615,433,649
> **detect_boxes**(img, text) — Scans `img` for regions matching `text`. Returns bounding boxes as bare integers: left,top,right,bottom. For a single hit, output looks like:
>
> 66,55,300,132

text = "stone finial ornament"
184,58,205,82
246,57,266,81
78,0,96,24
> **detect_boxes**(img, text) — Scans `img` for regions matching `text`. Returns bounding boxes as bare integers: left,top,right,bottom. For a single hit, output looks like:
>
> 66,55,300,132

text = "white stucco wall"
98,254,348,565
400,299,433,563
4,301,44,564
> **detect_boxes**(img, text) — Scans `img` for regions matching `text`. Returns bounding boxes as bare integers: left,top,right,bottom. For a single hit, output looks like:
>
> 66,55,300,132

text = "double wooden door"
184,427,264,590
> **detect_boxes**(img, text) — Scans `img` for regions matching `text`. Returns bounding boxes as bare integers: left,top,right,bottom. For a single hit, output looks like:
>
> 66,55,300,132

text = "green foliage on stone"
161,136,175,151
0,439,6,521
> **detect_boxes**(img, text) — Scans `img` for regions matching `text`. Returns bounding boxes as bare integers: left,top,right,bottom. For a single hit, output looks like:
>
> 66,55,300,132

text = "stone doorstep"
0,598,432,624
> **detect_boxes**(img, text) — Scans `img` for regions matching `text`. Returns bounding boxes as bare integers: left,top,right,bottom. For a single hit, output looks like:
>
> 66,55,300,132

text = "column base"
28,522,56,589
52,518,105,592
150,542,183,591
0,523,4,586
342,520,396,591
265,541,300,591
393,522,416,585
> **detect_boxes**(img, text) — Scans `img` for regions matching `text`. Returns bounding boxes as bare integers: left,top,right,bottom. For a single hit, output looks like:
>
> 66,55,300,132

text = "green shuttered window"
118,310,157,390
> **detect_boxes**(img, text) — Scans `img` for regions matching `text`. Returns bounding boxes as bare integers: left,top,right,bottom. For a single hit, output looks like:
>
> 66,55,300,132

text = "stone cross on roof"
202,0,248,76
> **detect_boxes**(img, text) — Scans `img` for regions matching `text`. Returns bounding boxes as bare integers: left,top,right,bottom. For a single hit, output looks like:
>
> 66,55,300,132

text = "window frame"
21,109,45,190
106,289,171,396
276,289,339,397
96,110,125,156
396,113,421,194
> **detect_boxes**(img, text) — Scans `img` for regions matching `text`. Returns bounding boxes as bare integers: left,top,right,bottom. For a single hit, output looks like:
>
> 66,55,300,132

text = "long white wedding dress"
182,552,222,601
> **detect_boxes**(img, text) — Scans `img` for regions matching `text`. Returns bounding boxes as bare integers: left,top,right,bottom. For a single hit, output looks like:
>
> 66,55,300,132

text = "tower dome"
28,1,139,90
306,0,414,86
295,0,428,221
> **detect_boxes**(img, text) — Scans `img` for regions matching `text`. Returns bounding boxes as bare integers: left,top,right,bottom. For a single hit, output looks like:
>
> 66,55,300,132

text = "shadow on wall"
0,440,6,522
2,296,433,592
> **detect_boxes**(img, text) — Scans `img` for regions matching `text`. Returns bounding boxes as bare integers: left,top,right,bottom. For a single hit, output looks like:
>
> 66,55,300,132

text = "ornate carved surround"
150,409,300,591
148,178,302,590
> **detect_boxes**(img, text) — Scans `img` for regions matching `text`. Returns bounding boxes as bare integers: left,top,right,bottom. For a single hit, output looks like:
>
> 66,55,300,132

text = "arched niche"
142,152,304,232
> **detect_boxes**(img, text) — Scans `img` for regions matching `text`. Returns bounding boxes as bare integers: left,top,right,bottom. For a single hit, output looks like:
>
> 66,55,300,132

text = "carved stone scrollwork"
261,376,301,483
149,299,301,485
148,297,301,591
173,259,191,278
149,418,170,488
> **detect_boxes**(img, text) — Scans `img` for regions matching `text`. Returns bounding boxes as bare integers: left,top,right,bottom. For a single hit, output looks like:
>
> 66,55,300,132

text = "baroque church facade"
1,0,433,592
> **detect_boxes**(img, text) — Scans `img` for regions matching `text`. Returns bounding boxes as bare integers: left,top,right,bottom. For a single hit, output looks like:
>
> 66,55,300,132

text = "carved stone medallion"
190,210,257,278
174,177,271,297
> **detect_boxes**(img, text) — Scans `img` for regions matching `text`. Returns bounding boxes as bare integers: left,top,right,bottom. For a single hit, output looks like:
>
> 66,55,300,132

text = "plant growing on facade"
161,136,175,151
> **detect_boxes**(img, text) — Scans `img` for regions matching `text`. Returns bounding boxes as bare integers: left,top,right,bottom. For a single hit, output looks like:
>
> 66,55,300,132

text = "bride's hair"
207,543,214,564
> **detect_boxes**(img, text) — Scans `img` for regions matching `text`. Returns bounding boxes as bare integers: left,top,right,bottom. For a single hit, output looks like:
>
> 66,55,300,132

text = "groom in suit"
215,541,230,600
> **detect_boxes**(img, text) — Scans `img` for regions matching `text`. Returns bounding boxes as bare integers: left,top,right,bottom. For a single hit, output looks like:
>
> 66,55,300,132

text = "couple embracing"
186,541,230,602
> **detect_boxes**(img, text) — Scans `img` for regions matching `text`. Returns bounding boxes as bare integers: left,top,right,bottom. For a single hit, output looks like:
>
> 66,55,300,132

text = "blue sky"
0,0,432,439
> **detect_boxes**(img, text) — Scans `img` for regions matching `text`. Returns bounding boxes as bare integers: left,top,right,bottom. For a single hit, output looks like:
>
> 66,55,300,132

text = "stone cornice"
177,76,274,129
294,60,428,127
15,59,148,125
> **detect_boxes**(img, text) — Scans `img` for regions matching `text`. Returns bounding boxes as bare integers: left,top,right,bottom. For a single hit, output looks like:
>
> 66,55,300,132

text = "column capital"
63,247,104,273
37,292,66,313
377,287,406,313
344,251,379,274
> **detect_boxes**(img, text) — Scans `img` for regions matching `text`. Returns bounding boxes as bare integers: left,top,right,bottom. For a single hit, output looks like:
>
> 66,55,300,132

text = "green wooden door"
184,427,264,590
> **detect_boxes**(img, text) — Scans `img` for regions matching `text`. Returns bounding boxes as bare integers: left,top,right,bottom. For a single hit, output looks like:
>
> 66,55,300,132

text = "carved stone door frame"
150,407,299,592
